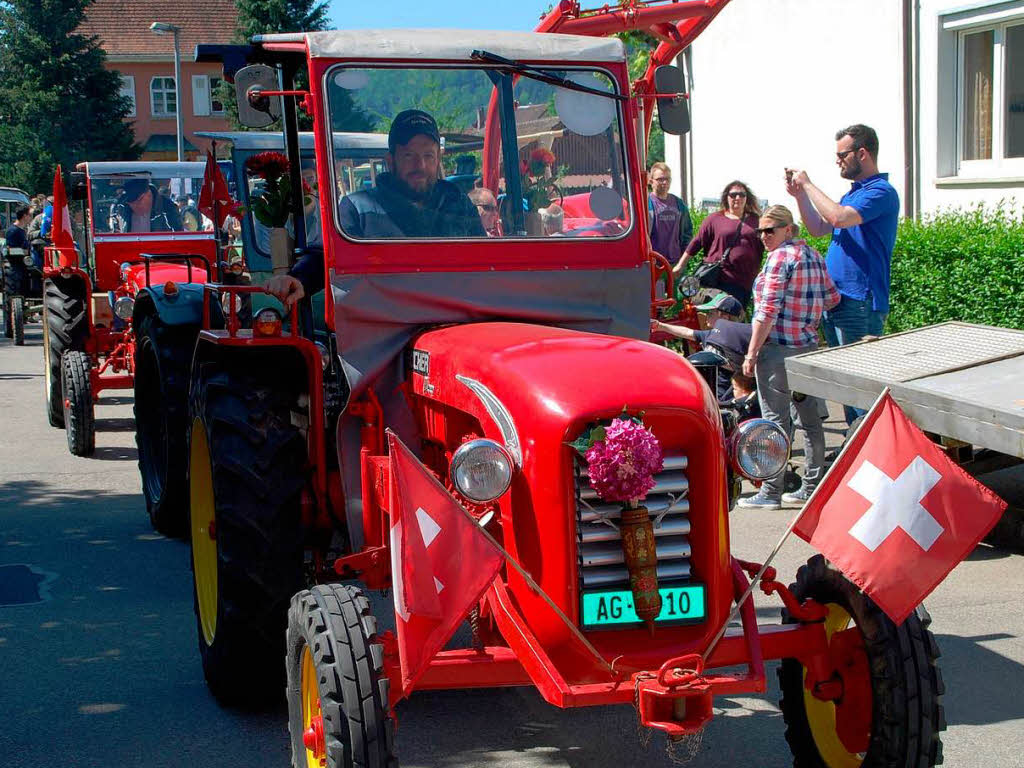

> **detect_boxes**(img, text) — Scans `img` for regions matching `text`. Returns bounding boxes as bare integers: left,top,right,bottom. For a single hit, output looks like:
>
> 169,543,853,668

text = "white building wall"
666,0,1024,217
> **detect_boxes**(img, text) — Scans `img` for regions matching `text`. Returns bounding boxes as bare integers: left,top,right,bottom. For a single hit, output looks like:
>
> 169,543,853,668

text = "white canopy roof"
0,187,30,203
196,131,389,152
256,29,626,64
77,162,208,178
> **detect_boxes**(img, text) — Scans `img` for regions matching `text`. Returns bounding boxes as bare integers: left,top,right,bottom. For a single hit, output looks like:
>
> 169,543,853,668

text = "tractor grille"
575,454,691,591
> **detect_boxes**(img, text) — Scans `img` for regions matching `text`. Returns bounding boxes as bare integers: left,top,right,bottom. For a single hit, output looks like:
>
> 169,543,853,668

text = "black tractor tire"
2,264,12,339
62,350,95,456
134,313,198,537
188,360,307,705
12,294,24,346
43,278,87,428
778,554,945,768
984,504,1024,552
286,584,398,768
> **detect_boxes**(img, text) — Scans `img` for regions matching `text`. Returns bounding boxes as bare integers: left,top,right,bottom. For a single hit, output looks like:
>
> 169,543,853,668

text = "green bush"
686,203,1024,332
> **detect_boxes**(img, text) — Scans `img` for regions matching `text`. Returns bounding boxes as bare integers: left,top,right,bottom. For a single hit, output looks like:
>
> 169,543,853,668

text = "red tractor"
42,163,213,496
159,10,946,768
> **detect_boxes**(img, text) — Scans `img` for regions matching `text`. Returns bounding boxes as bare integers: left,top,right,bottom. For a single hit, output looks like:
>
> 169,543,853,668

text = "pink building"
77,0,239,160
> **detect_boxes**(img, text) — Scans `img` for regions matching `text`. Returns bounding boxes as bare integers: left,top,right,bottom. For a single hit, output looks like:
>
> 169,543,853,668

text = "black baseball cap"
389,109,440,153
122,179,151,202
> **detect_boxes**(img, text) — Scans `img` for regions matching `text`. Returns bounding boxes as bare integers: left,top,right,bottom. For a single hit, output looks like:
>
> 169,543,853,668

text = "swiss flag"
388,431,504,696
794,392,1006,625
198,151,233,228
50,167,75,252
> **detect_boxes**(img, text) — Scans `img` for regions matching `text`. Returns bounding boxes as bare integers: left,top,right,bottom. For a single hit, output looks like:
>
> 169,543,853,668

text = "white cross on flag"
388,432,504,695
794,392,1006,624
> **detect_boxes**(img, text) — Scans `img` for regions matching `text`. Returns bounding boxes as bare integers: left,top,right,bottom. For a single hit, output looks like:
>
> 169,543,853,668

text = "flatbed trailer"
786,321,1024,544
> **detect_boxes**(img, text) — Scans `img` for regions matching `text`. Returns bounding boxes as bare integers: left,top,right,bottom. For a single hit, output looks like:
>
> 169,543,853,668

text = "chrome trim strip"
455,374,522,467
93,233,215,243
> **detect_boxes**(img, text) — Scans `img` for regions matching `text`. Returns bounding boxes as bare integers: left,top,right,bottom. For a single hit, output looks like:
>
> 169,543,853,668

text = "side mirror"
70,172,88,201
234,64,282,128
654,65,690,136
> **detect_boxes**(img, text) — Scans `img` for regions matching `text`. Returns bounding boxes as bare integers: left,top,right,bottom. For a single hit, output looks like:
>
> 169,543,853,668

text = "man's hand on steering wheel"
264,274,305,309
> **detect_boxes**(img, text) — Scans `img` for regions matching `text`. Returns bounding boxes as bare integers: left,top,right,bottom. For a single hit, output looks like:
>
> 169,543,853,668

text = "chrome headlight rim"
23,254,34,266
113,295,135,320
728,418,790,481
449,438,514,503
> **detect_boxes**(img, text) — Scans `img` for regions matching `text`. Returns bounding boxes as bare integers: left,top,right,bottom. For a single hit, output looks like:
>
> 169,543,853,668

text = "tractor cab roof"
255,28,626,63
0,187,30,204
76,161,208,178
195,131,388,152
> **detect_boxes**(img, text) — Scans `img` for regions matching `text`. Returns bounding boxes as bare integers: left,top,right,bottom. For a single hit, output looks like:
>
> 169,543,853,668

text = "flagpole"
700,387,891,661
210,142,223,283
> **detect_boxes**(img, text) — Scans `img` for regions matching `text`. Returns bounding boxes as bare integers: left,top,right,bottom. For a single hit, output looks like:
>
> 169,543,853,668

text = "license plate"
580,584,706,628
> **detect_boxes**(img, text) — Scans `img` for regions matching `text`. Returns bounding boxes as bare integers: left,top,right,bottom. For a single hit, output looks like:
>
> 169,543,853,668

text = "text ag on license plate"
580,584,706,628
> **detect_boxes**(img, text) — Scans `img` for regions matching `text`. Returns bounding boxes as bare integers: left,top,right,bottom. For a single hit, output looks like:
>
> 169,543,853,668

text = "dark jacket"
111,187,183,233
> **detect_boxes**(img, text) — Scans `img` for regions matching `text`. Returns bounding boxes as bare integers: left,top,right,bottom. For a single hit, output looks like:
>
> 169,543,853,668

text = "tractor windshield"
326,65,631,241
90,172,209,234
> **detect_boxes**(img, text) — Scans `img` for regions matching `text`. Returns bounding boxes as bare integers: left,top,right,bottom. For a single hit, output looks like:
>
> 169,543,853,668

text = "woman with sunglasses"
736,205,839,510
672,179,762,306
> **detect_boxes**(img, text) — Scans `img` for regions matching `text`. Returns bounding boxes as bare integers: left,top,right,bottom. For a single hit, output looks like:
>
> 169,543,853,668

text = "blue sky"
327,1,546,31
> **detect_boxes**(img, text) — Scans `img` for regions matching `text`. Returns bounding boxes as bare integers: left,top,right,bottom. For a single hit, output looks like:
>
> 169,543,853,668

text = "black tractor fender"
133,281,209,329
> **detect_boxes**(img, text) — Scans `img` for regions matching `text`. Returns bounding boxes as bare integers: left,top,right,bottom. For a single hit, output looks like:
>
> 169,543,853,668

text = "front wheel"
778,554,945,768
134,314,196,537
12,295,24,346
286,584,398,768
62,350,95,456
188,361,307,705
43,277,87,428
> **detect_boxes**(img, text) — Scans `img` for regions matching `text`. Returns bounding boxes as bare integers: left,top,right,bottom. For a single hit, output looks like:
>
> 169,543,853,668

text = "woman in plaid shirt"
737,205,839,510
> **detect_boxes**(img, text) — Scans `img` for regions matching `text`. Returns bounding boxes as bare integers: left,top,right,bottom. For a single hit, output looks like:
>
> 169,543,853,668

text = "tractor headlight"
114,296,135,320
728,419,790,481
450,439,513,503
221,292,242,314
23,254,34,266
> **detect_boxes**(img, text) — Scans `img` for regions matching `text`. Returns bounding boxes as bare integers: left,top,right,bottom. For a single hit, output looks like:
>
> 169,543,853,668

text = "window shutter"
192,75,210,117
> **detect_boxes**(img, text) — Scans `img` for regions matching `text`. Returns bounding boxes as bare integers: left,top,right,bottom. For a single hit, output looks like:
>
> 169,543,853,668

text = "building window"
192,75,224,117
119,75,136,117
151,76,177,117
950,9,1024,174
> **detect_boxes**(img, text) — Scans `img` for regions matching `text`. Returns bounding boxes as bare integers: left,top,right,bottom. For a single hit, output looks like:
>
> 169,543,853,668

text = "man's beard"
395,174,435,202
840,156,862,180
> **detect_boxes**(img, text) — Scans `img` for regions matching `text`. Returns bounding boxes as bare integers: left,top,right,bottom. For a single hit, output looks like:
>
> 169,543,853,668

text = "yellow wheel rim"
189,418,218,647
301,644,326,767
803,603,864,768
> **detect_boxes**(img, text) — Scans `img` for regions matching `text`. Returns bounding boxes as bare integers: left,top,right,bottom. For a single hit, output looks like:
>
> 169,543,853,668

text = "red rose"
530,147,556,166
246,151,290,181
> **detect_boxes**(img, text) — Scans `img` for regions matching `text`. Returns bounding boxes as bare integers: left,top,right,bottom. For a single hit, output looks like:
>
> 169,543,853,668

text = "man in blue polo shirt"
786,123,899,423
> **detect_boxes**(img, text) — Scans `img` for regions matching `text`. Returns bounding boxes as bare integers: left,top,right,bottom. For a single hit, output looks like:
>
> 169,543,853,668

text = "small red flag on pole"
50,166,75,253
198,150,233,229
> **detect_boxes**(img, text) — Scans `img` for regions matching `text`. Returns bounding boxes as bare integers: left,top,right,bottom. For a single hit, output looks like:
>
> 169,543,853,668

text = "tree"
617,29,666,165
0,0,139,193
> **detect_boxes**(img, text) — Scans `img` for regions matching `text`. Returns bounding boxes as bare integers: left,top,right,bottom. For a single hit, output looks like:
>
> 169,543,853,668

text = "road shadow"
96,396,134,406
0,373,42,380
94,417,136,433
91,446,138,462
936,632,1024,726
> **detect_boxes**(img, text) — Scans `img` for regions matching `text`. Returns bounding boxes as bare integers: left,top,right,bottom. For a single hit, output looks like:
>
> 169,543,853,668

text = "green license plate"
580,584,706,628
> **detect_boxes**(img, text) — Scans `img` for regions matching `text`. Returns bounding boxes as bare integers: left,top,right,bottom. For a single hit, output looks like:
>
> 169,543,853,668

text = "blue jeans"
822,295,888,425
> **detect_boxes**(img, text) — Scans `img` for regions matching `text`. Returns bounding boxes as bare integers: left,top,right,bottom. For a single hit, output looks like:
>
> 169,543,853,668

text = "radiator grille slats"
575,453,691,594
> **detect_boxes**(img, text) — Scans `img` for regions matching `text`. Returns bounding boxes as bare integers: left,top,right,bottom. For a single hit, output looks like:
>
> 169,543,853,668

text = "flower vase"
525,211,544,237
620,504,662,630
270,227,293,275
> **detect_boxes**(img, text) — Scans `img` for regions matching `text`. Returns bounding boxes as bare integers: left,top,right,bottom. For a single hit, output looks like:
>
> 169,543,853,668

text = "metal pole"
172,29,184,162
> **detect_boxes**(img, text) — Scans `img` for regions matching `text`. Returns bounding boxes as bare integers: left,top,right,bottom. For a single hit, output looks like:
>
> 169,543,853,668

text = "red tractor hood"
122,261,209,294
409,321,715,422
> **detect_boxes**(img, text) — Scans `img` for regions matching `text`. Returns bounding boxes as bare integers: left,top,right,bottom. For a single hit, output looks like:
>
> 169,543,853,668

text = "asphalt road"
2,324,1023,768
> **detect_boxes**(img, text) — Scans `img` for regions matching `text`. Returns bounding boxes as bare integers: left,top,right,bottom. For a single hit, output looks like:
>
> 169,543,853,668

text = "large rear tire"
2,264,13,339
12,294,24,346
188,360,307,705
43,278,87,428
134,313,197,537
62,350,95,456
286,584,398,768
778,555,945,768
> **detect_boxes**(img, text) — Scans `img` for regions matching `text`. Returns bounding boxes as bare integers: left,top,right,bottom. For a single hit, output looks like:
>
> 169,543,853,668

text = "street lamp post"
149,22,184,162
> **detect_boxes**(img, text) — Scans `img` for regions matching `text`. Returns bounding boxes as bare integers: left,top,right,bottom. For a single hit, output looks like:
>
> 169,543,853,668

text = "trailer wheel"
188,362,306,705
62,350,95,456
286,584,397,768
778,555,945,768
12,294,24,345
43,279,87,427
134,313,196,537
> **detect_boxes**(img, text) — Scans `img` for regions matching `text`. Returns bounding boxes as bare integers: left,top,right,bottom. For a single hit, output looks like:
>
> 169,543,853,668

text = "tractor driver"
110,179,184,233
266,109,484,308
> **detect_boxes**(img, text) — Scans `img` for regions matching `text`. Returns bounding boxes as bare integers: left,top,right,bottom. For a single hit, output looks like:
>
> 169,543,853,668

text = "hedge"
687,204,1024,332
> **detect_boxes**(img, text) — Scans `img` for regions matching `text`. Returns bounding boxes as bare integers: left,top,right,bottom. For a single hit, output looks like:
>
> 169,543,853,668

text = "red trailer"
160,10,948,768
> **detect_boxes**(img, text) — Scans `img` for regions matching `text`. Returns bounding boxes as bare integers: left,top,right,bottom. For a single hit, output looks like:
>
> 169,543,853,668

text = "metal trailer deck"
785,322,1024,459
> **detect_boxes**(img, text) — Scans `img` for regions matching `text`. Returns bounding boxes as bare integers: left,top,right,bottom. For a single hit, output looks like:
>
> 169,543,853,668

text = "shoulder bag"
695,218,744,288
